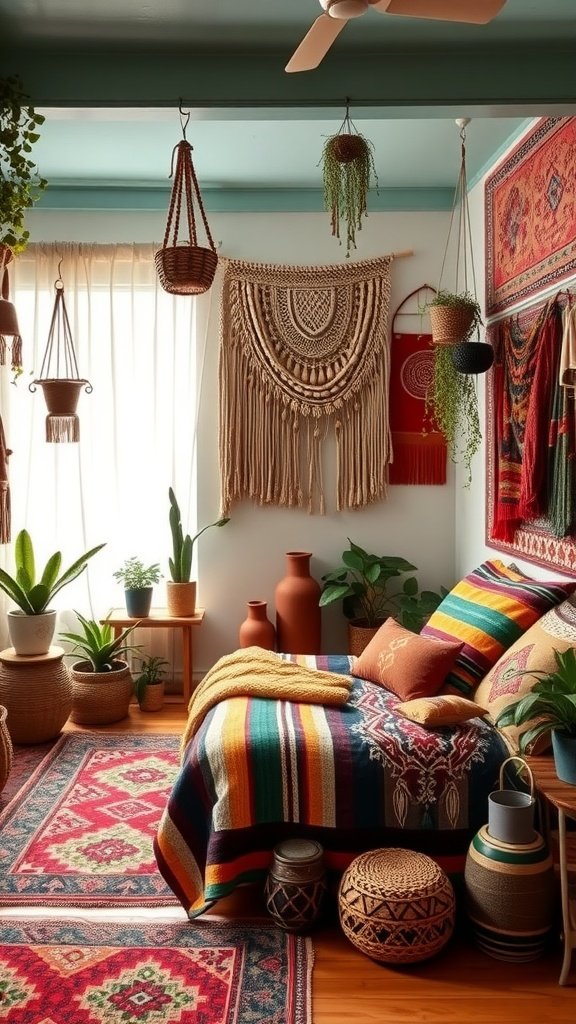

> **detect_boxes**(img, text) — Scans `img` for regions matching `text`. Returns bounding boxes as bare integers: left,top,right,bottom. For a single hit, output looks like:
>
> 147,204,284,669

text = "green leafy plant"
0,75,47,254
426,345,482,488
0,529,105,614
168,487,229,583
113,557,161,590
495,647,576,751
319,538,447,631
133,654,169,705
320,107,378,258
59,612,141,673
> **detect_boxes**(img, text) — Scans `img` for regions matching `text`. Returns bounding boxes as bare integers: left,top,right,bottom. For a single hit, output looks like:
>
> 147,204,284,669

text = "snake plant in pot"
167,487,229,616
0,529,105,655
495,647,576,785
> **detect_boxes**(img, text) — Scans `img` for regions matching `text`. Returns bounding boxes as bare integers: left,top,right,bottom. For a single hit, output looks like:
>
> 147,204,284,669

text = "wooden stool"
0,646,72,743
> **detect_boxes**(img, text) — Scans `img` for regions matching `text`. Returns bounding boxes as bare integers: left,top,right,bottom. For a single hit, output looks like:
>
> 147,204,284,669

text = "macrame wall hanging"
29,265,92,442
219,254,402,515
154,104,218,295
0,253,23,381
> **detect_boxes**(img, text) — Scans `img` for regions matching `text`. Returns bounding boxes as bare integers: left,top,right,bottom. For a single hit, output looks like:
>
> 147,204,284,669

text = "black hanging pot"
451,340,494,374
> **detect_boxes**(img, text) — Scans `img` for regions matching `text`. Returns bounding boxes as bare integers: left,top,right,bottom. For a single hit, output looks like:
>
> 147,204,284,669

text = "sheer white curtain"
0,242,211,647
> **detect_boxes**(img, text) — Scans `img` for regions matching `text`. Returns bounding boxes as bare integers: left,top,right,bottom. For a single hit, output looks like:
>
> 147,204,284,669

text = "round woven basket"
154,246,218,296
70,660,133,726
0,647,72,743
338,848,455,964
429,304,475,345
139,681,165,713
329,133,367,164
166,581,197,617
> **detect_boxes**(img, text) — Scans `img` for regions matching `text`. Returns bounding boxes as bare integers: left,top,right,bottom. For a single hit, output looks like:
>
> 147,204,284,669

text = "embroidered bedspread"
154,654,507,917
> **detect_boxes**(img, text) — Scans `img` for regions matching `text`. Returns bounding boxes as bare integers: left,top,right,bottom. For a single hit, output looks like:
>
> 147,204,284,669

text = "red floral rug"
0,732,181,908
0,916,312,1024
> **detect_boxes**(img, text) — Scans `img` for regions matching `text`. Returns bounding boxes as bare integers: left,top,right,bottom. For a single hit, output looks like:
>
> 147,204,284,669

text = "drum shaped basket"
338,848,455,964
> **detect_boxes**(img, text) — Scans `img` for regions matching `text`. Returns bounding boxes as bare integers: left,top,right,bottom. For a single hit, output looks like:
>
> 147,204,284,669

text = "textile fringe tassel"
46,415,80,443
0,334,22,369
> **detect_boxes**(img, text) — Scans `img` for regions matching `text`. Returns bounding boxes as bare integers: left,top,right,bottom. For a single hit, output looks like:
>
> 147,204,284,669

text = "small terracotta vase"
239,601,276,651
0,704,13,795
275,551,322,655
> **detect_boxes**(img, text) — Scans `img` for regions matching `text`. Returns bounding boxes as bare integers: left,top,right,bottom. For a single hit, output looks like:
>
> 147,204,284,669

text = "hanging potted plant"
425,346,482,488
320,102,377,258
426,289,483,346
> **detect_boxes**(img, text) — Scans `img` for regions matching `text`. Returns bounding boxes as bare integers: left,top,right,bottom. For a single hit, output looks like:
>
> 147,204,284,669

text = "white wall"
26,207,455,672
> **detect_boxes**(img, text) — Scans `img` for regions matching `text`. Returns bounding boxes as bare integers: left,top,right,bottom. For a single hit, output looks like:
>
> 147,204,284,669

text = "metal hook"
178,99,191,141
54,258,64,291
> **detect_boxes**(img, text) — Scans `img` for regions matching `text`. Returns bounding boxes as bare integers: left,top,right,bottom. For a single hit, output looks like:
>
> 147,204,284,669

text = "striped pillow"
420,559,576,696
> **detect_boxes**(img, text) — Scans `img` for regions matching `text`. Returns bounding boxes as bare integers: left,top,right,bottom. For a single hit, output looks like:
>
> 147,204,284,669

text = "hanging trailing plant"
0,75,47,257
426,346,482,488
320,102,377,258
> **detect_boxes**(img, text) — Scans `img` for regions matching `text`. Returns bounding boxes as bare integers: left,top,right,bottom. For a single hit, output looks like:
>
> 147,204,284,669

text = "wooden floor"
65,705,576,1022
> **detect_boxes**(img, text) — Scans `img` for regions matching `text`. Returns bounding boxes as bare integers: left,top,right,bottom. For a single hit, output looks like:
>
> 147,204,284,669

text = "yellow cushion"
395,695,488,727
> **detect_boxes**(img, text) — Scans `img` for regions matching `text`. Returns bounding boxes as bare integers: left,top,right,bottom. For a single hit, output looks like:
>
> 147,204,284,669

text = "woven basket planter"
166,581,197,617
338,848,455,964
0,647,72,743
155,246,218,296
70,660,133,726
139,681,165,713
429,304,475,346
347,621,381,657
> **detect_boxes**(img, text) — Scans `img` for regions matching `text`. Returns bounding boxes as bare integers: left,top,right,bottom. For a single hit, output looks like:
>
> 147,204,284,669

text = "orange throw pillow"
351,617,464,700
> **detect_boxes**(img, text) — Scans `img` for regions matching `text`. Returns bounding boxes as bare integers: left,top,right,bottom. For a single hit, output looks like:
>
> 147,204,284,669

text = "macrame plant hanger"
29,262,92,442
154,102,218,295
0,254,23,381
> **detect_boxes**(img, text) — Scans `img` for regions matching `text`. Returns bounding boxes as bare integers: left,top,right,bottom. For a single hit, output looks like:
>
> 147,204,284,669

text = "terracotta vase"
239,600,276,651
275,551,321,655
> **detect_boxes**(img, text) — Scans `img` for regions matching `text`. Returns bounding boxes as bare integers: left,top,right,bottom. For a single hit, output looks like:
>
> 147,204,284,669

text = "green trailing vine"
426,345,482,487
0,75,47,254
320,105,378,258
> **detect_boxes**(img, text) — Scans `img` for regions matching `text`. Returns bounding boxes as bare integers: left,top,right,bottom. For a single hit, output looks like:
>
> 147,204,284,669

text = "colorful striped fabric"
421,559,576,696
154,654,507,918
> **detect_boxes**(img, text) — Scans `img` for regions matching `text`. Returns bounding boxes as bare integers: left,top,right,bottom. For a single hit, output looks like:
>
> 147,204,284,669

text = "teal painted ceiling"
0,1,573,208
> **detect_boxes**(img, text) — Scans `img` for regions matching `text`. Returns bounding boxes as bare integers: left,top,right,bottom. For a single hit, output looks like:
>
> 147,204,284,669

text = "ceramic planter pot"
7,609,57,655
552,729,576,785
125,586,153,618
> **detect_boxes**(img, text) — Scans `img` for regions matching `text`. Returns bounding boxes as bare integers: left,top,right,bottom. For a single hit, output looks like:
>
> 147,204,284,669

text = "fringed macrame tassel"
0,336,5,365
46,414,80,443
10,335,22,369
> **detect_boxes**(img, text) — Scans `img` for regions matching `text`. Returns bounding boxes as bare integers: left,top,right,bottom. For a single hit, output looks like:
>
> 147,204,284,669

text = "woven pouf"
338,848,455,964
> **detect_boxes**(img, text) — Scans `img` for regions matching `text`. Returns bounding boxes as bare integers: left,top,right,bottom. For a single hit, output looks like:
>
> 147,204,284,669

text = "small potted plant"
425,289,483,346
60,612,141,726
495,647,576,785
134,654,169,713
113,557,162,618
0,529,105,655
319,538,446,655
167,487,229,616
321,119,377,258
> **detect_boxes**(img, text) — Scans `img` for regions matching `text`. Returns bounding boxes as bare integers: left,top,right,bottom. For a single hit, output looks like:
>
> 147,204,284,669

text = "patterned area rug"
0,916,312,1024
0,739,57,813
0,732,180,908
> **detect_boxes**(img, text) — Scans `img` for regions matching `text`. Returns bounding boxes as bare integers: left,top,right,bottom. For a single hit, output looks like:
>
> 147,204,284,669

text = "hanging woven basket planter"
320,102,378,258
155,123,218,295
29,271,92,443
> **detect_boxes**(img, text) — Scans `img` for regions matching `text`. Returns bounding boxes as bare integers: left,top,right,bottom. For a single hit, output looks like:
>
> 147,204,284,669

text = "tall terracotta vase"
275,551,322,655
239,600,276,651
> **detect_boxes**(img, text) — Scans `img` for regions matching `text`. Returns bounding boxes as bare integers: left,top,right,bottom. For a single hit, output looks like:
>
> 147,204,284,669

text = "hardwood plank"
62,707,575,1020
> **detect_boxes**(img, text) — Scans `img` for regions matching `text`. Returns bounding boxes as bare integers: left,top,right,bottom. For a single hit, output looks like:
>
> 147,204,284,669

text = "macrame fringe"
0,334,22,369
389,433,447,485
46,414,80,443
0,486,10,544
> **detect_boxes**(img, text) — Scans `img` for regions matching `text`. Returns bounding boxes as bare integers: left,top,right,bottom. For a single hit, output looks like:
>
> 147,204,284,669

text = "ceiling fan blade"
285,14,348,73
375,0,506,23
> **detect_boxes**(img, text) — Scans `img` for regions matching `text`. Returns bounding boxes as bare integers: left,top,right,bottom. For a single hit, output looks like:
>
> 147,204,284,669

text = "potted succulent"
495,647,576,785
319,538,446,656
0,74,47,263
133,654,169,713
60,612,141,726
113,556,161,618
167,487,229,616
0,529,105,655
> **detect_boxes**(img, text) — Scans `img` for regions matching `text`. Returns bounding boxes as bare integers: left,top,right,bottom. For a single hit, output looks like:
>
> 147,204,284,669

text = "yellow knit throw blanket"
181,646,352,755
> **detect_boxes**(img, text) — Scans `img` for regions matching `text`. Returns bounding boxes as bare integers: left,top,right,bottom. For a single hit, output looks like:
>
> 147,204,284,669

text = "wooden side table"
526,755,576,985
102,608,205,706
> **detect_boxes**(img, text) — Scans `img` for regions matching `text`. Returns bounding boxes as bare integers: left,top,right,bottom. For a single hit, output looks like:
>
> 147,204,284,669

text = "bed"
154,654,508,917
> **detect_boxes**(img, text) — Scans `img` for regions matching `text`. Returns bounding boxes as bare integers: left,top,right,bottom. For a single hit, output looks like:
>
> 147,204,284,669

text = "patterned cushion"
351,617,463,700
474,598,576,754
420,559,576,697
395,695,488,727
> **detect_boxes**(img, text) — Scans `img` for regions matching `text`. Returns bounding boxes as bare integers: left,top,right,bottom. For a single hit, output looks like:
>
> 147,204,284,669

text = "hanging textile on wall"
486,293,576,572
219,255,392,514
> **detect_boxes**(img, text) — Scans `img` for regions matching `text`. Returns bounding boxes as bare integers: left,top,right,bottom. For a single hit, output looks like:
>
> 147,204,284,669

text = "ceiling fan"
285,0,507,73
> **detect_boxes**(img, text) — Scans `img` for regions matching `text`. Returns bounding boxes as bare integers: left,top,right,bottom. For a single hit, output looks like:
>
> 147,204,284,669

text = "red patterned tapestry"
486,295,576,573
0,732,180,908
0,917,312,1024
485,117,576,316
389,332,447,485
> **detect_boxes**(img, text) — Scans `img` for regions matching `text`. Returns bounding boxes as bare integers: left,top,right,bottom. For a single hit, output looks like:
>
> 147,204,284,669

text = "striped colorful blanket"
154,654,507,917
